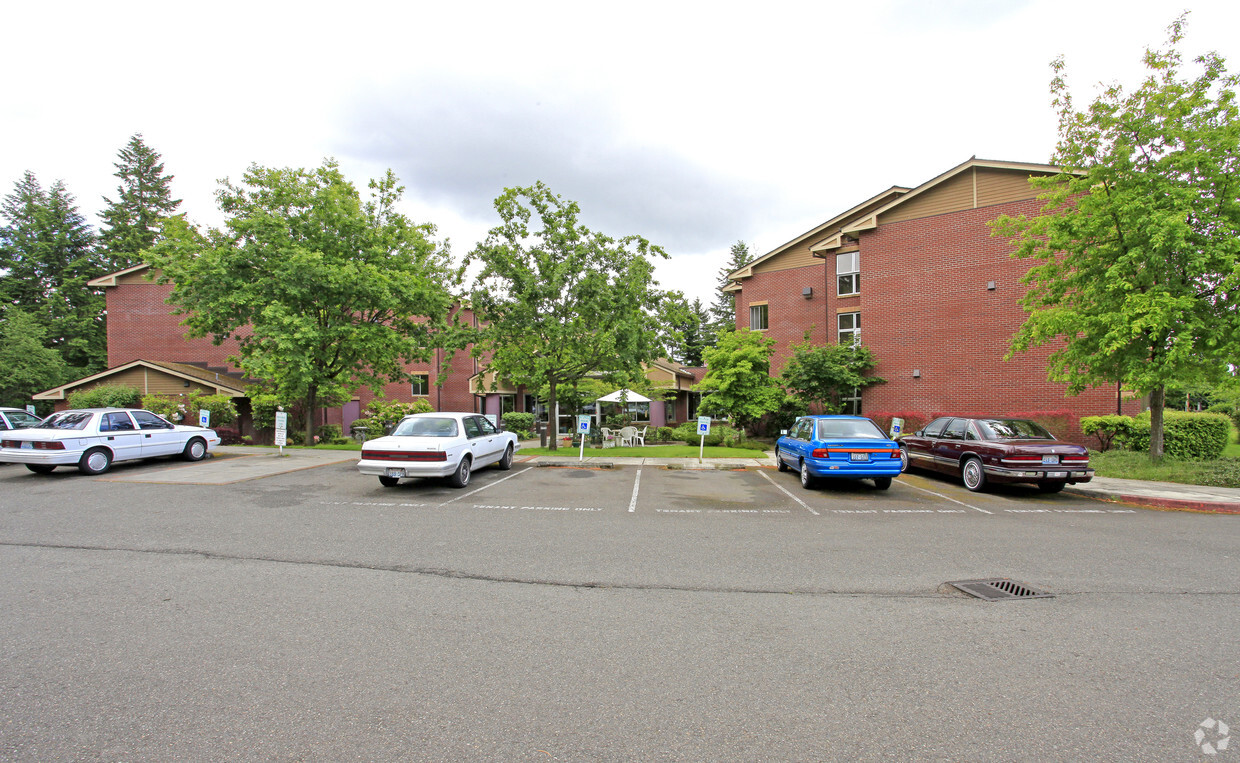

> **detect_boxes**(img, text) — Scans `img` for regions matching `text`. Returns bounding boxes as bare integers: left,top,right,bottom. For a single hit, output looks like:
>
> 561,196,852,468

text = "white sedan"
0,408,221,475
357,412,519,488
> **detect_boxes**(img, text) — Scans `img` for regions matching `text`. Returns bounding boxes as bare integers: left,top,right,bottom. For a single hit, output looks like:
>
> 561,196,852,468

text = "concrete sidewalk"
1064,476,1240,514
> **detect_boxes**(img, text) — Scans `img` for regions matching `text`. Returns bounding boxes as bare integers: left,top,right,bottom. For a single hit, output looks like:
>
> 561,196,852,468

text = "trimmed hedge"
67,385,143,409
501,412,534,433
1088,411,1230,459
1081,415,1144,452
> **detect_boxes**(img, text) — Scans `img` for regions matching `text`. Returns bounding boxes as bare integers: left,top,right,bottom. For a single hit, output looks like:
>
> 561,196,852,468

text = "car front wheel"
898,447,909,473
448,456,471,488
777,450,789,472
799,460,815,490
961,457,986,492
79,447,113,475
182,437,208,461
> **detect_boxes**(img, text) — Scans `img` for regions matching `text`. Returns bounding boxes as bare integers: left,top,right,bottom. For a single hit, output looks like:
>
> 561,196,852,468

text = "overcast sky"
5,1,1240,306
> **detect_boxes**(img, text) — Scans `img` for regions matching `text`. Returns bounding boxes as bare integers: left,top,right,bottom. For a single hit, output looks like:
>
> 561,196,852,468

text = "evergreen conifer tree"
99,133,181,270
709,240,753,337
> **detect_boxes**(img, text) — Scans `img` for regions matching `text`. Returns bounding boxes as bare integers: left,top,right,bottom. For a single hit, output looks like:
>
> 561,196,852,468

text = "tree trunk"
1149,385,1165,462
547,380,558,451
306,384,318,447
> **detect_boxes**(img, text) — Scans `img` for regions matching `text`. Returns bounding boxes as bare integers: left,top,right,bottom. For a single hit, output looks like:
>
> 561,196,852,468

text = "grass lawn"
1089,425,1240,488
517,444,769,458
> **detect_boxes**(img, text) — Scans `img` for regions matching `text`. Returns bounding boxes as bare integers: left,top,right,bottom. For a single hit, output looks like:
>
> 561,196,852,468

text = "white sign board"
199,409,211,428
485,414,498,427
890,417,904,437
577,415,591,433
274,411,288,447
697,416,711,435
26,405,36,415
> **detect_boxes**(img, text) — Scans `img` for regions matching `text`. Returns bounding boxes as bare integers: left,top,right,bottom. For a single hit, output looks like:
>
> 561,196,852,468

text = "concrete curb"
1064,486,1240,515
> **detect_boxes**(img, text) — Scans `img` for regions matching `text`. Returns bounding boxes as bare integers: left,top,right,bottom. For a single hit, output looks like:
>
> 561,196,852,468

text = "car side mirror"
915,430,923,436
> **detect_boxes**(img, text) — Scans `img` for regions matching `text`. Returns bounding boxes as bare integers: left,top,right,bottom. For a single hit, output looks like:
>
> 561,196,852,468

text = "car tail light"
890,449,901,458
0,440,15,448
1062,456,1089,464
36,442,66,450
811,448,830,458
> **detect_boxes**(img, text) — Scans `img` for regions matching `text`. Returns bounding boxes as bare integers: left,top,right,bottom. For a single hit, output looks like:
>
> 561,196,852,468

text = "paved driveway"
1,458,1237,760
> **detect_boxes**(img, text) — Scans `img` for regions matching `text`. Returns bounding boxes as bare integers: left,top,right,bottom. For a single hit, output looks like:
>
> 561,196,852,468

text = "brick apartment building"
723,157,1143,436
36,264,701,437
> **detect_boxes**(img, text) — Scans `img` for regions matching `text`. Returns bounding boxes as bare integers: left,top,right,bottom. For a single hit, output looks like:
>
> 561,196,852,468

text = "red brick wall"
732,198,1142,438
107,281,245,373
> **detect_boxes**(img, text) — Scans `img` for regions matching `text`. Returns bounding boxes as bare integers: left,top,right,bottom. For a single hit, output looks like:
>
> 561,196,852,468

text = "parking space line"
756,469,820,516
439,466,533,506
628,469,641,513
897,480,993,514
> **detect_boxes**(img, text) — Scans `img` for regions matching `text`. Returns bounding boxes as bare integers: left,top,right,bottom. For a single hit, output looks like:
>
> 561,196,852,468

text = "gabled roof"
723,157,1067,288
33,359,248,400
724,185,910,283
838,157,1062,237
87,263,152,287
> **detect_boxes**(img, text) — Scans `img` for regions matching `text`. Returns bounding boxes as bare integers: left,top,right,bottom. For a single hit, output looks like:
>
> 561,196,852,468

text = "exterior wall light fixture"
987,281,996,290
802,287,813,299
913,369,921,378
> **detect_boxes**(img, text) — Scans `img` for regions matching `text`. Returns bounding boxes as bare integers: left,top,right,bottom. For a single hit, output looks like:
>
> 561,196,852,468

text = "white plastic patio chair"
618,426,638,447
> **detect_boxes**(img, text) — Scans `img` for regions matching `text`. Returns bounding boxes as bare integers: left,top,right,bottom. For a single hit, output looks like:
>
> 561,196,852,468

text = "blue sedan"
775,415,902,490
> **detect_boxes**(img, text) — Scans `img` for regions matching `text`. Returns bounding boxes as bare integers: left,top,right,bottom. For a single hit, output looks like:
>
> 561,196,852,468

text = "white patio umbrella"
596,389,651,403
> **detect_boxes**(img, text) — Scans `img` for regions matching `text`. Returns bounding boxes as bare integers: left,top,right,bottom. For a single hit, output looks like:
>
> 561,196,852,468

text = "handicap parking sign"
577,415,591,433
697,416,711,435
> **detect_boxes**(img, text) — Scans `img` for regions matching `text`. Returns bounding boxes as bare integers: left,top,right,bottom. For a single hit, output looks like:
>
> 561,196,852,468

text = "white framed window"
411,374,429,396
837,252,860,296
838,312,860,346
841,387,862,415
749,303,768,331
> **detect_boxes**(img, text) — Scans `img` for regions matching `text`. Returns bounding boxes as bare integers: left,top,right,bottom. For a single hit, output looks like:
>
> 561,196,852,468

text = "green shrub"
501,412,534,433
1115,411,1230,459
1081,415,1144,452
654,426,676,441
141,394,183,421
669,421,748,447
353,398,435,435
316,424,348,445
188,393,238,427
68,385,143,409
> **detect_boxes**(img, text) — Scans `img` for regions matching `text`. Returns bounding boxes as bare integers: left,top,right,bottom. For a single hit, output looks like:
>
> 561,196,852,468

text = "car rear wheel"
182,437,208,461
448,456,471,488
799,460,815,490
1038,481,1066,493
497,444,514,471
26,464,56,474
961,456,986,492
378,475,400,487
79,447,113,475
874,476,892,490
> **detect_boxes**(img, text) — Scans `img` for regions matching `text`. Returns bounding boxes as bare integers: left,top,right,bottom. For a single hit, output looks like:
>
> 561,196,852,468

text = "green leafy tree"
709,240,753,337
0,172,106,373
98,133,182,271
148,159,461,445
0,309,68,408
695,328,784,433
992,16,1240,461
466,182,669,451
779,336,885,414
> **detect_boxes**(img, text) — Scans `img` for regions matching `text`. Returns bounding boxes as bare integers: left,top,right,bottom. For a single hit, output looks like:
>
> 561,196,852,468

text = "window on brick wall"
411,374,429,396
841,387,862,415
837,252,860,296
838,312,860,346
749,303,768,331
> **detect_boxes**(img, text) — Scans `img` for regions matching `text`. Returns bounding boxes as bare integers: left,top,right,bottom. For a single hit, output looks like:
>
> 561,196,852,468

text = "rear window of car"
4,411,42,428
815,419,886,439
977,419,1055,440
37,412,93,430
392,417,458,437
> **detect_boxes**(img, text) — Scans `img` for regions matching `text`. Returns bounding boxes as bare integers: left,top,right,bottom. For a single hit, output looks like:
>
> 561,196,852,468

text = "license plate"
21,442,33,450
1041,455,1059,465
386,468,405,478
850,452,869,462
1045,471,1067,478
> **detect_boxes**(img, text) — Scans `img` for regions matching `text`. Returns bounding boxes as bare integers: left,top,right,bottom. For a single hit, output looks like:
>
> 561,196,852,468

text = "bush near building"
67,385,143,409
1084,411,1231,460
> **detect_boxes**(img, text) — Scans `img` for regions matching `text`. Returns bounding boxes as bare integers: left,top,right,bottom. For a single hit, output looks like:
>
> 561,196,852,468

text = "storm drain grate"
947,578,1054,601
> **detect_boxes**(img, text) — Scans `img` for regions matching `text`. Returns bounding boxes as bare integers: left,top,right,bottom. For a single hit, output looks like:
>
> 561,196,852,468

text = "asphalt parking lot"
1,454,1237,761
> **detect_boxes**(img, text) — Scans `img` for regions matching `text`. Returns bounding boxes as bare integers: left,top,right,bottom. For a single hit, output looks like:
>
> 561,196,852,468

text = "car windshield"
977,419,1055,440
815,418,886,439
36,411,93,431
392,417,459,437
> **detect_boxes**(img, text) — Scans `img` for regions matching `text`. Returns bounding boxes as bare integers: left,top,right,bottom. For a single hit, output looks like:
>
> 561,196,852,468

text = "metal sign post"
697,416,711,464
577,415,591,461
274,410,288,455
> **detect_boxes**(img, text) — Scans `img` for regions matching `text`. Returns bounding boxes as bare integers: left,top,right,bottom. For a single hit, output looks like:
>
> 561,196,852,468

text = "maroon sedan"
899,417,1093,493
